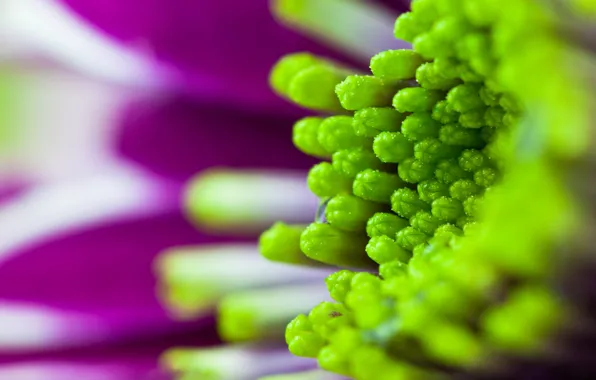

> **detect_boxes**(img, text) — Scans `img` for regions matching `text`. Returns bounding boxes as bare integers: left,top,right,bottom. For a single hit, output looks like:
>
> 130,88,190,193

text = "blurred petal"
116,95,318,181
0,0,171,88
56,0,367,116
0,361,168,380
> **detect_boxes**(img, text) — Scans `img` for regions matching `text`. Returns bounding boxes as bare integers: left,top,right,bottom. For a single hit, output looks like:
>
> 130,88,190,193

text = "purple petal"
116,95,318,181
57,0,362,116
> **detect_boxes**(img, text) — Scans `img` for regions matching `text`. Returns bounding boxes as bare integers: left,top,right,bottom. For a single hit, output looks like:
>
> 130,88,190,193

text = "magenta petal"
57,0,360,116
0,209,245,350
116,95,318,181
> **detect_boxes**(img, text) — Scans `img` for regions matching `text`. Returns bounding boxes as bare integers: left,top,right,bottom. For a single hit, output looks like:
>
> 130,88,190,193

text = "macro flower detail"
157,0,595,379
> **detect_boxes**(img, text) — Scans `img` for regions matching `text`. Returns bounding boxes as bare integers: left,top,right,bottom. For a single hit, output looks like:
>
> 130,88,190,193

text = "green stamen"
335,75,403,111
307,163,352,198
373,132,414,163
292,117,331,158
318,116,371,154
392,87,444,113
353,107,404,138
353,169,406,203
300,223,374,268
260,223,322,266
366,212,410,238
370,50,425,81
325,194,385,232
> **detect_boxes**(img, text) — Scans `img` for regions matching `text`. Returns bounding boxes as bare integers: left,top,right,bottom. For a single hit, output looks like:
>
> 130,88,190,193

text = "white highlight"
0,301,103,350
0,362,135,380
0,0,170,87
0,166,173,266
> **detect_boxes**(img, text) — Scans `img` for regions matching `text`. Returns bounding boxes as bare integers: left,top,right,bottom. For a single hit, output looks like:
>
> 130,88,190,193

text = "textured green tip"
439,124,484,148
431,196,464,222
398,157,435,183
446,83,485,113
270,53,321,96
416,62,461,90
286,314,327,358
390,187,430,219
414,138,461,164
373,132,414,163
410,211,441,235
318,116,371,154
396,226,430,251
300,223,373,268
353,169,406,203
370,50,425,81
353,107,404,138
270,53,351,111
435,159,472,184
332,148,386,179
260,222,321,266
307,162,353,198
325,194,385,232
366,212,410,238
325,270,355,303
366,235,411,264
393,87,444,113
417,179,450,203
449,179,481,201
401,113,441,142
335,75,402,111
292,117,330,158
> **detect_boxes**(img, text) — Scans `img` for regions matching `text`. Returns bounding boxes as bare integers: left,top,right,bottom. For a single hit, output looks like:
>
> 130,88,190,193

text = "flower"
156,0,596,379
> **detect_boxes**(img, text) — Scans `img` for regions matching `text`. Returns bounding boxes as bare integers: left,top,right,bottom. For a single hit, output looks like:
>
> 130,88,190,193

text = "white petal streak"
0,0,171,87
0,301,105,350
0,165,176,265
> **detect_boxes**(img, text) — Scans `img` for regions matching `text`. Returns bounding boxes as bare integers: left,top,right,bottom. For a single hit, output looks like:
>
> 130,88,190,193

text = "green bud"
370,50,425,80
333,148,385,179
439,124,484,147
353,169,406,203
458,149,488,172
418,179,450,203
398,157,435,183
286,314,326,358
326,270,355,303
373,132,414,163
416,62,461,90
366,212,410,238
260,223,320,266
401,113,441,142
446,83,485,113
432,100,459,124
414,138,461,164
432,196,464,222
326,194,385,232
292,117,330,158
474,167,499,187
353,107,404,137
300,223,373,268
396,226,430,251
435,159,472,184
449,179,481,201
459,108,487,129
336,75,402,111
307,163,352,198
391,188,430,219
366,235,411,264
410,211,441,235
393,87,444,113
318,116,371,153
